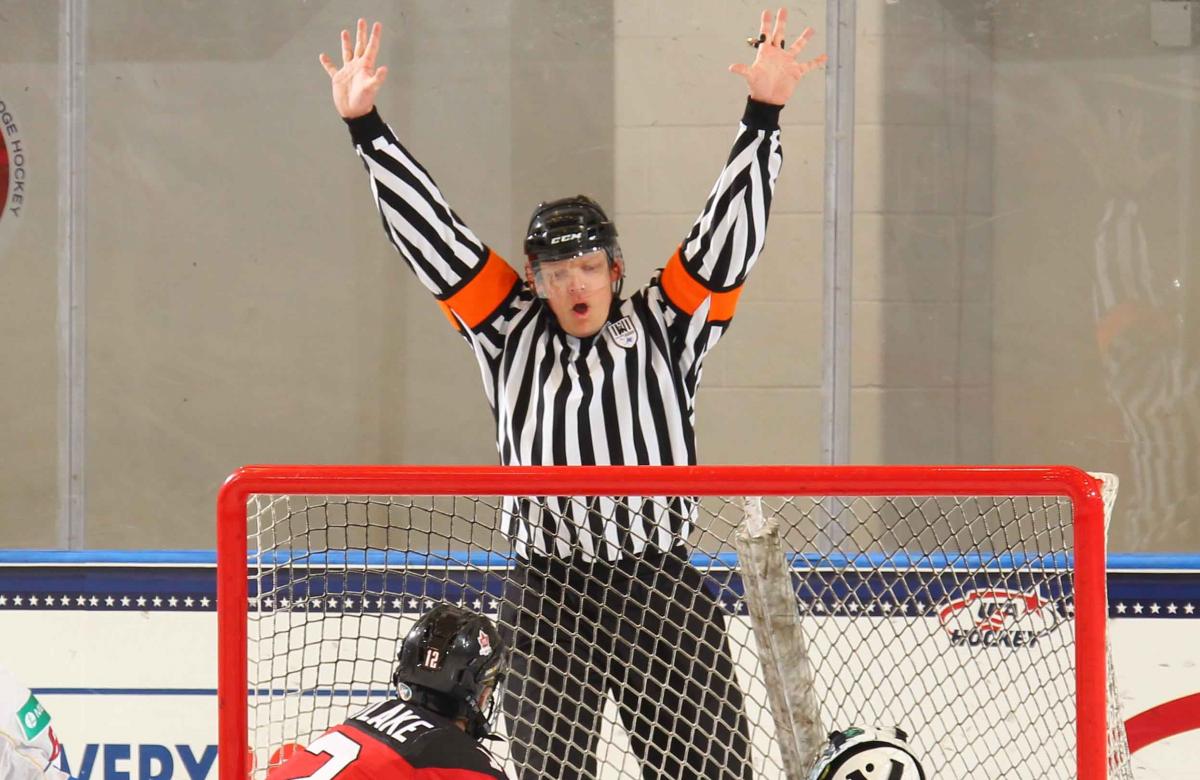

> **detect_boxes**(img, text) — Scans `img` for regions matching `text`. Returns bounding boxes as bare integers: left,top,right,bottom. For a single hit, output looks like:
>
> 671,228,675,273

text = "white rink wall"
0,555,1197,779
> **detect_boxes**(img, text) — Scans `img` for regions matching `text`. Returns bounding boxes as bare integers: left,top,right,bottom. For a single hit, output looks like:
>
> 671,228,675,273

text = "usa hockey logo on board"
937,588,1067,648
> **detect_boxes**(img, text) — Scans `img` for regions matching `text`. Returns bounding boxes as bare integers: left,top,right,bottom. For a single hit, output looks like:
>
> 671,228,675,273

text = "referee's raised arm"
658,10,827,332
320,19,519,333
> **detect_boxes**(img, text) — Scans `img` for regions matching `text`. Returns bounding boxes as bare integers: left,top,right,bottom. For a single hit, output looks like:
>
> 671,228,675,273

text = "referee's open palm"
729,8,828,106
319,19,389,120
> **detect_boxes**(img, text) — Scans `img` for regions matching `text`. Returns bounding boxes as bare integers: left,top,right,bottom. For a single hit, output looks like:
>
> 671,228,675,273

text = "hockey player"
0,664,69,780
268,604,509,780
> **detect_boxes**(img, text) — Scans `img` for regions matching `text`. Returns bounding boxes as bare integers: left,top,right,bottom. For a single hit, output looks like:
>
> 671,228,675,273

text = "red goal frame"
216,464,1109,779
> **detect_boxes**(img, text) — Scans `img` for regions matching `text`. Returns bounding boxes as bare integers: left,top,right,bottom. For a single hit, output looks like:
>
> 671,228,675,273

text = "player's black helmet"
392,603,508,740
523,195,621,266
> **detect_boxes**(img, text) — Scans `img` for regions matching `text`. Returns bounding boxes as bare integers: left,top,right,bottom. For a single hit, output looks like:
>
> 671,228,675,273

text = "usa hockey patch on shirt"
607,316,637,348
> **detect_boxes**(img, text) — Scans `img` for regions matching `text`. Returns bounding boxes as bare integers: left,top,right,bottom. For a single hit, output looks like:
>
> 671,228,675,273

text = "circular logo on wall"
0,96,26,227
0,127,8,216
0,114,9,217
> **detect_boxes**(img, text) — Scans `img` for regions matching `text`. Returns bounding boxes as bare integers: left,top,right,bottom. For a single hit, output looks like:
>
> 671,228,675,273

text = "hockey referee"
320,10,825,779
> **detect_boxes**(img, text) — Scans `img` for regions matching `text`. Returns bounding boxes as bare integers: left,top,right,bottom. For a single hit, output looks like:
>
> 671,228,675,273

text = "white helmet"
806,726,926,780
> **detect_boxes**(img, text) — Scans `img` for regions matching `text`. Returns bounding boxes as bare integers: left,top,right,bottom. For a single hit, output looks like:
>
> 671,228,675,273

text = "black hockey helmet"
392,603,508,740
523,195,621,266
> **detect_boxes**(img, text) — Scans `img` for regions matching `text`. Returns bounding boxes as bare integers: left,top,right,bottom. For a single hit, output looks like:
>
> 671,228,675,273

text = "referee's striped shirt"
347,100,783,562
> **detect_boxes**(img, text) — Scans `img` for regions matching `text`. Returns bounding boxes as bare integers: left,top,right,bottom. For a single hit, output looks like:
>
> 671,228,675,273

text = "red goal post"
216,464,1118,779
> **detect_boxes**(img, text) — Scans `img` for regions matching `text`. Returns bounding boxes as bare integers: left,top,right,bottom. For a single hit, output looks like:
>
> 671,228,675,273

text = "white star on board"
408,598,419,609
473,598,483,610
88,596,98,607
882,602,895,613
137,596,147,608
200,597,211,608
152,596,163,608
344,598,354,609
104,596,114,607
424,599,434,610
327,597,339,608
0,596,7,607
168,597,179,608
1116,603,1127,614
1150,603,1161,614
261,597,273,610
120,597,131,607
1132,603,1144,614
279,598,289,609
76,596,86,606
1186,604,1196,615
29,596,39,606
13,596,23,606
60,595,71,606
1167,604,1178,614
392,598,403,610
185,597,195,608
848,602,860,613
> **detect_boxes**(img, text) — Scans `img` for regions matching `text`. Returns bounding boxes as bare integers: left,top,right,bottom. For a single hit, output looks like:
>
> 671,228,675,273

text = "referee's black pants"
499,546,753,780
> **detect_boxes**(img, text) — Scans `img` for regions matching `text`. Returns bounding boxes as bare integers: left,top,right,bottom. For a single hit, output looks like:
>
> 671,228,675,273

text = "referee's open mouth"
572,302,590,316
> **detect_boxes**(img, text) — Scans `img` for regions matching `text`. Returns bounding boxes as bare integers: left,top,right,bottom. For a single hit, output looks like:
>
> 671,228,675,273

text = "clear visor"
531,250,611,299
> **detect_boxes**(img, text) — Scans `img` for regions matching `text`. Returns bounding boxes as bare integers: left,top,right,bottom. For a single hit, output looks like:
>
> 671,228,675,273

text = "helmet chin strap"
608,248,625,296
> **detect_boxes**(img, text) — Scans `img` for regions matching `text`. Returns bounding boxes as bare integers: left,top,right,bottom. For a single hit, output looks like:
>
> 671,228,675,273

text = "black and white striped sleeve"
656,99,783,326
345,109,520,333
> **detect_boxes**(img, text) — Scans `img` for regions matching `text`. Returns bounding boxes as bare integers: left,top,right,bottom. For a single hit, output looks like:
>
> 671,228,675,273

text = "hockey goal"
216,465,1131,779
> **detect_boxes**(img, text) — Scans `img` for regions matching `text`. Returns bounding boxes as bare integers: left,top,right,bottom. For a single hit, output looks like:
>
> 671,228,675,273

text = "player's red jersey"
267,698,508,780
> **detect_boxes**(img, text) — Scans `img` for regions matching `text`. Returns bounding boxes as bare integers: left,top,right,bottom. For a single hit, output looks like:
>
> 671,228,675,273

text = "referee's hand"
319,18,389,120
729,8,828,106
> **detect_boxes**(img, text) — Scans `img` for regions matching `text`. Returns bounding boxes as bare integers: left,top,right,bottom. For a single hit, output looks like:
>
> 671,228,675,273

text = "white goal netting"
217,466,1131,780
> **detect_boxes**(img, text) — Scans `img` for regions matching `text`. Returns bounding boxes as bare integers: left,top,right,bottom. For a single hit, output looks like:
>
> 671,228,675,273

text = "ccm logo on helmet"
550,232,583,244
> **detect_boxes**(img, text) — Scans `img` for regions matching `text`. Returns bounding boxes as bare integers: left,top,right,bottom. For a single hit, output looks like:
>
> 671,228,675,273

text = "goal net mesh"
223,470,1131,780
